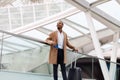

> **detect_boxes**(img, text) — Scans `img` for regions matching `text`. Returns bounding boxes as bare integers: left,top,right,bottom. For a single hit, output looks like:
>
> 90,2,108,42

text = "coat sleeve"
45,32,57,46
66,35,75,50
46,33,52,41
45,32,53,44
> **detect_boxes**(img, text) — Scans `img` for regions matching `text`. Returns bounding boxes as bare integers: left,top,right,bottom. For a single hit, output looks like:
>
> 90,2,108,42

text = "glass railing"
0,30,120,80
66,51,120,80
0,30,49,74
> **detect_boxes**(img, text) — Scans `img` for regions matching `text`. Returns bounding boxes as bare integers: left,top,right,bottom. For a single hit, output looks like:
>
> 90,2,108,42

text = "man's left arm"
66,38,78,52
67,38,75,49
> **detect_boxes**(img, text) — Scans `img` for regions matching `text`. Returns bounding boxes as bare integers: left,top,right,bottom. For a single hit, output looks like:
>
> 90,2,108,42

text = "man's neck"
58,29,62,33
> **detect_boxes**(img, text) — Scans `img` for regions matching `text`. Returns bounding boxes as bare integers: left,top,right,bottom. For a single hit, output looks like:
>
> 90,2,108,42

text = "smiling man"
45,20,78,80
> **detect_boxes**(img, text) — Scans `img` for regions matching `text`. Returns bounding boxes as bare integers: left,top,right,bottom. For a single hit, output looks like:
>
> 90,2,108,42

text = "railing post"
20,6,23,26
0,32,4,70
8,7,12,30
92,58,94,79
32,4,36,22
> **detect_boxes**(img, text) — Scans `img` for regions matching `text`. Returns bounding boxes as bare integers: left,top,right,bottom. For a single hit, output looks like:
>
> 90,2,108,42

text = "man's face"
57,21,63,30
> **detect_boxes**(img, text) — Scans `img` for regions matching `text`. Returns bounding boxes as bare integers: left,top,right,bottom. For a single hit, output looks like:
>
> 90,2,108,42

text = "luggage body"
68,67,82,80
68,53,82,80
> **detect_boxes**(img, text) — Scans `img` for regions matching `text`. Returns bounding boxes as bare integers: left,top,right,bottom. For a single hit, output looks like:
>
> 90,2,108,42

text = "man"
45,20,78,80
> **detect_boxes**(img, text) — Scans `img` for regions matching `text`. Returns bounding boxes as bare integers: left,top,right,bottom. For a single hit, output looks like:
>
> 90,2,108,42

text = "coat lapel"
55,31,58,44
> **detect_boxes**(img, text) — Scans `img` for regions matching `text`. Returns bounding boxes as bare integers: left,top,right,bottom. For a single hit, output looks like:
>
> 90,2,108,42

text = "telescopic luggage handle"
70,52,77,68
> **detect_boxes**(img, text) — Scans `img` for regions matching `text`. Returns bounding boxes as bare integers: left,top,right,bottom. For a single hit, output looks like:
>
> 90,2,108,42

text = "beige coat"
46,31,75,64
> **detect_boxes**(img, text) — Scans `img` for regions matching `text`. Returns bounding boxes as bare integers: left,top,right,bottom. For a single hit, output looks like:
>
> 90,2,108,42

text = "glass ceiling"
0,12,109,55
97,0,120,21
22,30,48,41
1,36,43,54
43,22,82,38
86,0,98,3
0,0,120,55
0,1,72,31
66,12,107,32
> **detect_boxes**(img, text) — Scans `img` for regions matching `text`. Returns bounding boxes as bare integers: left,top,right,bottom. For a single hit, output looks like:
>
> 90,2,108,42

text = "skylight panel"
97,0,120,21
67,12,107,32
43,22,57,31
43,21,81,38
86,0,98,3
63,24,82,38
67,12,88,28
12,0,23,7
22,29,48,41
92,18,107,31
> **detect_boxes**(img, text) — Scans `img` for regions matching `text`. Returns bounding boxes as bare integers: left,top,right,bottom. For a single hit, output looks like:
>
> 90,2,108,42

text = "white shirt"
57,31,64,49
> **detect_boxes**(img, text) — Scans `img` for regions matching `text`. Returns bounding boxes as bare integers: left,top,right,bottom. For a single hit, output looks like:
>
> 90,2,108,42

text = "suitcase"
68,54,82,80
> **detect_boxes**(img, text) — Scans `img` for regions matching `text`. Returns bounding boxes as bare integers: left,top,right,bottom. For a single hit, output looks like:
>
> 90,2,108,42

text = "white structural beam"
109,32,119,80
116,0,120,5
0,0,15,7
90,0,110,7
85,11,110,80
65,0,120,31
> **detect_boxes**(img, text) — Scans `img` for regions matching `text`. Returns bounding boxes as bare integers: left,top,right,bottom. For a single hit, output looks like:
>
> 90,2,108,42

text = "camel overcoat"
46,31,75,64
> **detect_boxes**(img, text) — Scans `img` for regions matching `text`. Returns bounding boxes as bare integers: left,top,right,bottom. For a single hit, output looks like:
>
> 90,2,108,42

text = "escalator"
0,30,120,80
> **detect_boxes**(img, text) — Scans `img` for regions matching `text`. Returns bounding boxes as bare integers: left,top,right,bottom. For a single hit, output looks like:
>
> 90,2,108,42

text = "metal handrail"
0,30,47,45
0,30,120,66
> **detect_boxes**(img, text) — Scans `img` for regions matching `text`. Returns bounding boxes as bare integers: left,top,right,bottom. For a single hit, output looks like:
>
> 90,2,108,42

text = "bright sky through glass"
22,30,48,41
97,0,120,21
86,0,98,3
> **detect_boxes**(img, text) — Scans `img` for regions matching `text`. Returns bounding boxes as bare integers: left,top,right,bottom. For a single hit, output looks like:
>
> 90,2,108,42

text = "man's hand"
46,40,55,45
73,48,78,53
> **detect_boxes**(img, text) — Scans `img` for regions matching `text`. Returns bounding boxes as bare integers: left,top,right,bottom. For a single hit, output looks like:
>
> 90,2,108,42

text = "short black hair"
57,20,63,25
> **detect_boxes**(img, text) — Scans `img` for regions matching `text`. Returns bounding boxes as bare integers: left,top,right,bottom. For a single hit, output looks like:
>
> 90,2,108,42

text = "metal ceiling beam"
90,0,111,8
109,31,119,80
65,0,120,31
85,11,109,80
0,0,15,7
116,0,120,5
62,19,91,39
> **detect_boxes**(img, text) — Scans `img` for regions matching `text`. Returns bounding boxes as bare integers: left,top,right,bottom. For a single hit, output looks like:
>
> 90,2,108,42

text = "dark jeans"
53,64,67,80
53,49,67,80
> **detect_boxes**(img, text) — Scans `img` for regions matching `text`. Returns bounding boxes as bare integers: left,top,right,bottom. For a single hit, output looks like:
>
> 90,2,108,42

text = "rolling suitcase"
68,54,82,80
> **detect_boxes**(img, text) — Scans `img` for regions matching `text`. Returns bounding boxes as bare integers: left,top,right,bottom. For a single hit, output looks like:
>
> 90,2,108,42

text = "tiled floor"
0,71,96,80
0,71,62,80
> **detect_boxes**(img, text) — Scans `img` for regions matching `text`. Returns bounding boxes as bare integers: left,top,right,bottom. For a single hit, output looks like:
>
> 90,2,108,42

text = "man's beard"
57,27,61,30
